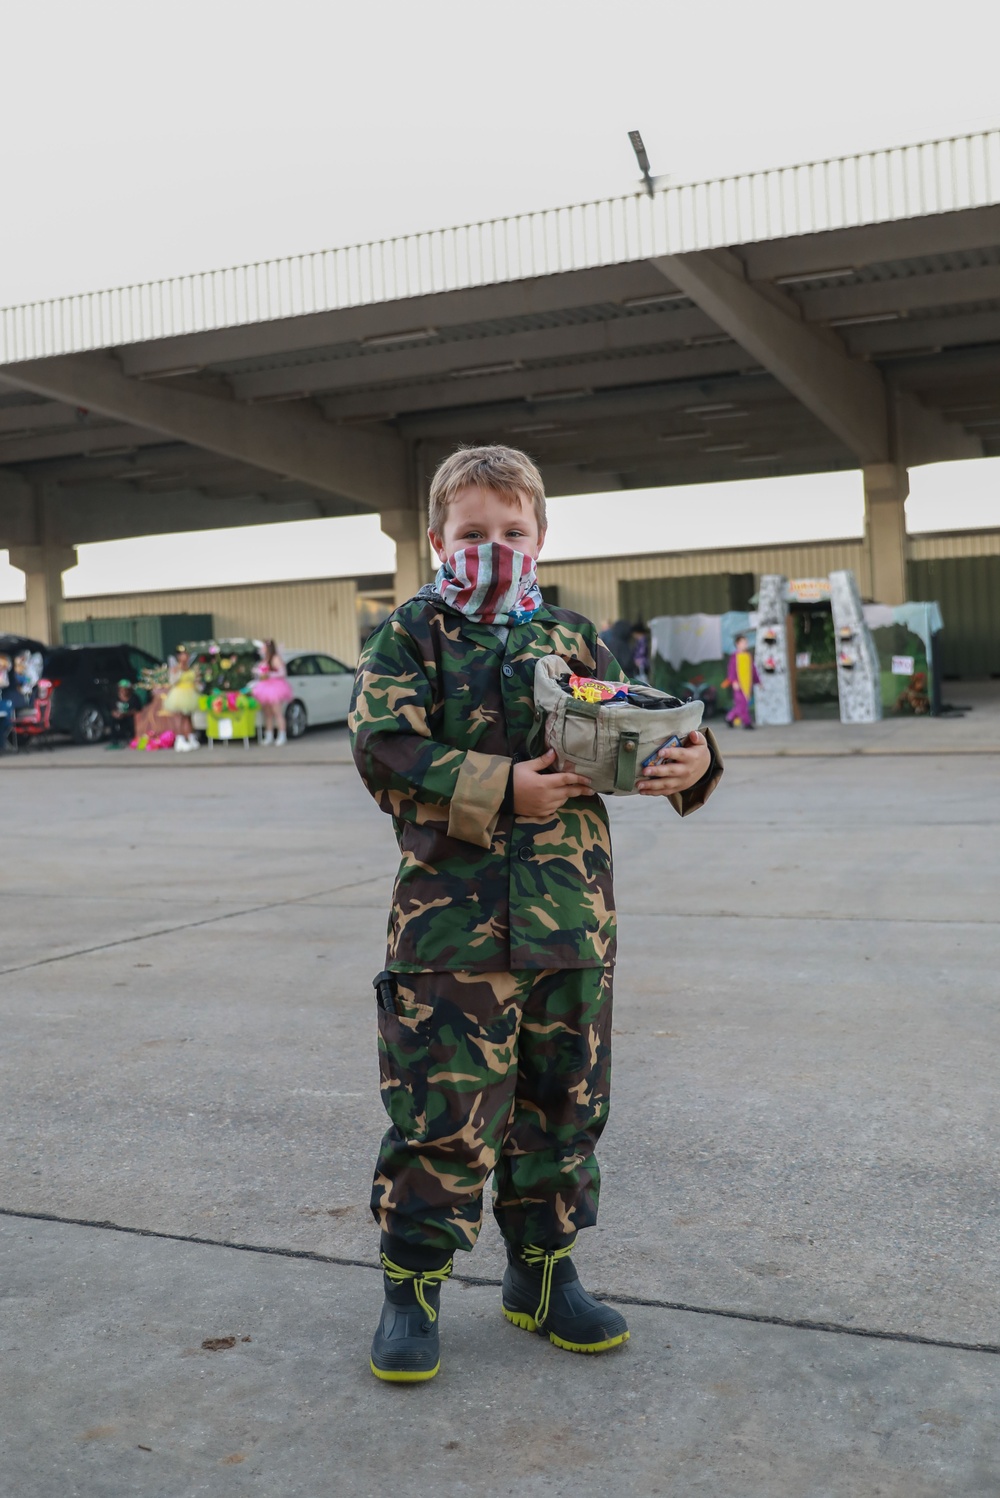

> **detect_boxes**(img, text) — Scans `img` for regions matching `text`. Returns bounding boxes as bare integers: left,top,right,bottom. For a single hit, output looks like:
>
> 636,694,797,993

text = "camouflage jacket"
349,593,722,973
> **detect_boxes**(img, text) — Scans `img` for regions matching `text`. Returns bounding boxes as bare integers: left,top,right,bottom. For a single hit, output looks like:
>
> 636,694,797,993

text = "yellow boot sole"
502,1307,629,1354
369,1358,440,1383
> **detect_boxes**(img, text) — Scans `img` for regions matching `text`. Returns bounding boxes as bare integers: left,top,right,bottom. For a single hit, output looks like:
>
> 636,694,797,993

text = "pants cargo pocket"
377,992,435,1142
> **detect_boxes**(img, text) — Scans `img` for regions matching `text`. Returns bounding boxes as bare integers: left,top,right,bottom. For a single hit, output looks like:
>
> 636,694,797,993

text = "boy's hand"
513,748,594,818
637,730,712,797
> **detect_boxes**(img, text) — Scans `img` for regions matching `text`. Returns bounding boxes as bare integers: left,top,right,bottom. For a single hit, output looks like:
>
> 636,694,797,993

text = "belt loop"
615,734,639,793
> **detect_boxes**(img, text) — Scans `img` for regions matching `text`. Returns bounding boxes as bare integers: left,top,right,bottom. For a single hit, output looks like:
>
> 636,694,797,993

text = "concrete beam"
321,342,756,422
0,353,407,510
0,421,170,466
0,400,82,436
741,204,1000,281
116,262,679,378
650,250,890,465
40,482,365,546
650,251,983,468
796,263,1000,323
0,469,34,546
228,306,713,401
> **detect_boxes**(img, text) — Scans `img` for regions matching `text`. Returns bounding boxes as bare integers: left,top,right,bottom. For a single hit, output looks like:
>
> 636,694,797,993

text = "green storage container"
619,573,754,621
62,613,214,661
907,557,1000,679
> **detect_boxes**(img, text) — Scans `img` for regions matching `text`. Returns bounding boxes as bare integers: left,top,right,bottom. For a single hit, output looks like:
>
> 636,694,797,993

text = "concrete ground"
2,689,999,1495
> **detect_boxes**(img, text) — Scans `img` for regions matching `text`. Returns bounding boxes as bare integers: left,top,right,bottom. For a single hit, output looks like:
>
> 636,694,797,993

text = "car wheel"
286,700,308,739
73,701,107,745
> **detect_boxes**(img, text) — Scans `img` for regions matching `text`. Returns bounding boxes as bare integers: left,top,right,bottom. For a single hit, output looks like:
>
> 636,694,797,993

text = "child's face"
429,486,545,565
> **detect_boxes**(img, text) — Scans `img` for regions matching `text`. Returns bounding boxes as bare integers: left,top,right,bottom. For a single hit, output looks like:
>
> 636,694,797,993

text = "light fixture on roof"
738,452,779,463
828,312,901,327
628,130,669,197
683,401,737,414
450,361,521,379
702,442,749,453
532,388,592,402
622,290,686,308
658,430,708,443
136,364,203,381
774,268,854,286
362,327,437,348
507,421,562,434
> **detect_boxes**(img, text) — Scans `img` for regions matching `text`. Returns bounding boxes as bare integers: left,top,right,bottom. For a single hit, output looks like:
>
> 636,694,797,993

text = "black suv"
2,639,163,744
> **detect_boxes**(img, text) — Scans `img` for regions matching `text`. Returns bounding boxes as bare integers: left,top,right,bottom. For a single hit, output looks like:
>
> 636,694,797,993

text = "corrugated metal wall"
0,600,27,635
1,578,360,663
908,556,1000,677
3,530,999,668
620,573,755,620
536,538,867,624
909,529,1000,560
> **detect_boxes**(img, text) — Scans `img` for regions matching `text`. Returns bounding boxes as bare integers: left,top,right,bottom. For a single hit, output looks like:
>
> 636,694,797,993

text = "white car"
284,652,355,738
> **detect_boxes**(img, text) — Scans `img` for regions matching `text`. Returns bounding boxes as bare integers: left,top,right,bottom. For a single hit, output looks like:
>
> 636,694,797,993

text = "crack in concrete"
0,876,386,978
3,1205,997,1359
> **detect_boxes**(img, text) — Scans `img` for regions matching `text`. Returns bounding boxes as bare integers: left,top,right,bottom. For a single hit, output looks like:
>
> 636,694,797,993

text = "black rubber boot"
369,1242,453,1383
502,1242,629,1354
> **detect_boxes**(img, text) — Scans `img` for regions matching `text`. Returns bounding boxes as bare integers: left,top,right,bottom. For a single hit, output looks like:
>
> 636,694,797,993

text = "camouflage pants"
372,966,613,1255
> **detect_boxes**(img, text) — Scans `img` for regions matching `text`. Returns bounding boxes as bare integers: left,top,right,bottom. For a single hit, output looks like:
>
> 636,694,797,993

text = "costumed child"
0,654,14,748
163,646,201,751
109,679,140,748
251,639,293,746
349,444,723,1383
723,633,761,729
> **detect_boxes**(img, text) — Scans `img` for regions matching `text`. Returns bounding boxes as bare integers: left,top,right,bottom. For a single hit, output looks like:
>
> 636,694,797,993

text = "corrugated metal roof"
2,129,998,364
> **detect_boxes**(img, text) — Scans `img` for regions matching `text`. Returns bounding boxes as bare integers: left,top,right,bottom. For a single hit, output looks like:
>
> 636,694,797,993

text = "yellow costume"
736,651,753,702
164,667,199,716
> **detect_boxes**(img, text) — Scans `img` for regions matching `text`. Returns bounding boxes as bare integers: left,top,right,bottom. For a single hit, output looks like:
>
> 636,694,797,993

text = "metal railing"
2,128,998,364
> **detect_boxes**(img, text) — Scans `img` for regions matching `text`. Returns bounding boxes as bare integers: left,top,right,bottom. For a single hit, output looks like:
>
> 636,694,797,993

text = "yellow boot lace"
520,1242,574,1327
380,1253,453,1323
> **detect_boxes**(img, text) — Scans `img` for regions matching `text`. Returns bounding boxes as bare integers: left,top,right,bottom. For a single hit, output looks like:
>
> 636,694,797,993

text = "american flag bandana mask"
434,543,544,626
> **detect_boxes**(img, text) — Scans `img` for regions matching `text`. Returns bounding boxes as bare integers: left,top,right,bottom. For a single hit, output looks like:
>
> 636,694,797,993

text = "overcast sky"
1,0,998,600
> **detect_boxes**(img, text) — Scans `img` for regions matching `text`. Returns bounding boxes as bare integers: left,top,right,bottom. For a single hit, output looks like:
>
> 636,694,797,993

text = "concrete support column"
380,507,433,606
8,544,78,645
381,441,434,607
862,463,909,605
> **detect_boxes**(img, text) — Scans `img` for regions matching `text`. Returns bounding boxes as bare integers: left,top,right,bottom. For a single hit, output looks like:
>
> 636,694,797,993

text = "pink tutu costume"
251,661,293,705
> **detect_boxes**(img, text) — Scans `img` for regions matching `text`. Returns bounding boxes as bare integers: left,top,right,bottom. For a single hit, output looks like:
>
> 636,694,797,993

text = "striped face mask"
435,543,544,626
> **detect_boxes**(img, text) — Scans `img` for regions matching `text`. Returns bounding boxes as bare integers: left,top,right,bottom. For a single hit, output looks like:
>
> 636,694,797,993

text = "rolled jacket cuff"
674,725,724,816
447,749,512,847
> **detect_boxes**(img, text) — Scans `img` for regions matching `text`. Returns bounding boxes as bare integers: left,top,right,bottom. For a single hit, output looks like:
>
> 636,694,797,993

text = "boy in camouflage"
350,446,722,1382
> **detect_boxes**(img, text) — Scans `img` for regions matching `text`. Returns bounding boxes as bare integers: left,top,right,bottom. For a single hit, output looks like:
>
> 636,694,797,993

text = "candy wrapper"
568,675,628,705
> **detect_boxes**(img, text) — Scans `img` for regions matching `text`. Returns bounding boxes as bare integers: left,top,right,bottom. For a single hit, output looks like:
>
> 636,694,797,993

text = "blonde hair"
428,445,547,537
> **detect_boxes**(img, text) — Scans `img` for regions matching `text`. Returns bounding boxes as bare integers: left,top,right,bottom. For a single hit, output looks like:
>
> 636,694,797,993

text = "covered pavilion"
1,128,999,641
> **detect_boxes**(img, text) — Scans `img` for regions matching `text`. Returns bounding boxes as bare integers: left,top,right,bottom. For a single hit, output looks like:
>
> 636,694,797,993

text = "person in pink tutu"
251,639,294,746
